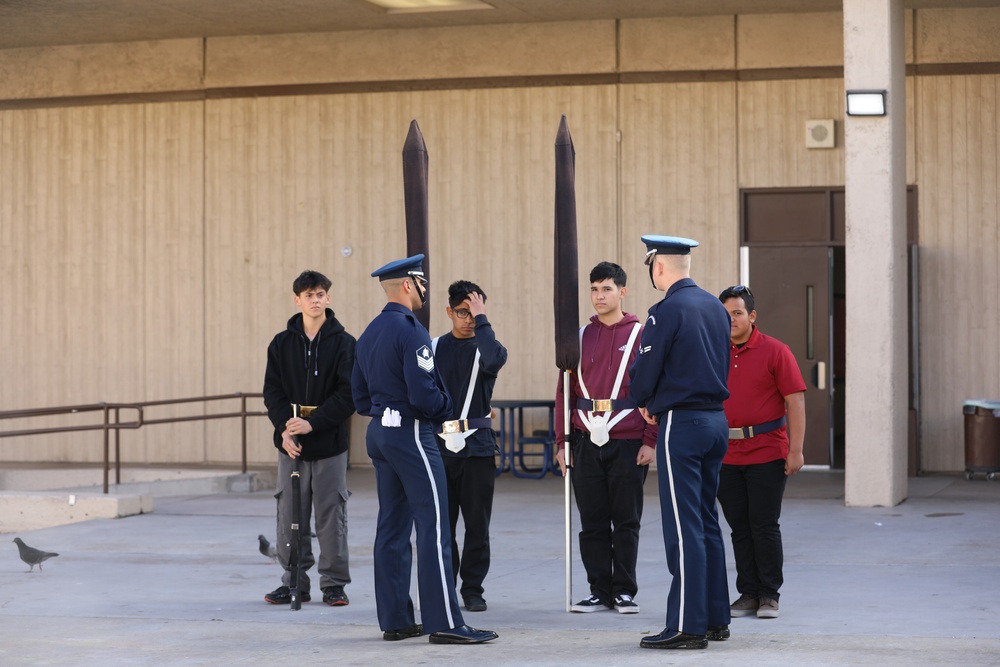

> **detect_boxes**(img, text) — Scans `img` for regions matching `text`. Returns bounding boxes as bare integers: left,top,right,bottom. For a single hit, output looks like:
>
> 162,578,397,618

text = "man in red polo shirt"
717,285,805,621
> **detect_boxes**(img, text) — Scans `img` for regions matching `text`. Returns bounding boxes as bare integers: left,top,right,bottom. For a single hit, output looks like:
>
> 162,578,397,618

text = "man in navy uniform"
351,254,498,645
628,236,732,650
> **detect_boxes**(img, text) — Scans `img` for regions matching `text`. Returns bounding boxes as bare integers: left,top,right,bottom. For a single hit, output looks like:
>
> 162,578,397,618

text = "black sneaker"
464,594,487,612
322,585,349,606
570,595,611,613
265,586,310,604
613,594,640,614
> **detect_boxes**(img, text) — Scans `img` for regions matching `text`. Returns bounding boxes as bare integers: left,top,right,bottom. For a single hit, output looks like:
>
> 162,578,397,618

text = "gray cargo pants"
275,451,351,593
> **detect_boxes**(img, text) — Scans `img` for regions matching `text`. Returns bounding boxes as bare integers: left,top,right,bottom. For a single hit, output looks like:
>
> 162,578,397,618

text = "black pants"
571,432,648,603
443,455,496,599
717,458,787,600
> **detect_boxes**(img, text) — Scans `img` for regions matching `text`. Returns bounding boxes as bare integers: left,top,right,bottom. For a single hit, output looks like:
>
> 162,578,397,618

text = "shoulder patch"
646,314,657,326
416,345,435,372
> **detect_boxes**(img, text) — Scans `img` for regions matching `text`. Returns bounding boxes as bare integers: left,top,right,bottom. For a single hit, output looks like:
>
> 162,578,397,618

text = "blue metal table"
493,399,557,478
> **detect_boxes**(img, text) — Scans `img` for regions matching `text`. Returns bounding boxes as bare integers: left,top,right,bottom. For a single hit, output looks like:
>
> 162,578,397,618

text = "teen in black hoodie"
262,270,356,607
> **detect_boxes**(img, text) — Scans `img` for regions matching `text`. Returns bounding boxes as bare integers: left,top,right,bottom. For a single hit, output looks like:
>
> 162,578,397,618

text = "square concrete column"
843,0,908,506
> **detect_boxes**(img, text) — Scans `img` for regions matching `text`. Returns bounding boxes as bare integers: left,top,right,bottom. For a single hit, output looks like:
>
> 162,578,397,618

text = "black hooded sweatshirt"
263,308,356,461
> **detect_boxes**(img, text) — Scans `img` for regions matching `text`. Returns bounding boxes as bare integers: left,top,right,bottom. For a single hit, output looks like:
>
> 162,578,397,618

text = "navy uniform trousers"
656,408,731,635
366,417,465,634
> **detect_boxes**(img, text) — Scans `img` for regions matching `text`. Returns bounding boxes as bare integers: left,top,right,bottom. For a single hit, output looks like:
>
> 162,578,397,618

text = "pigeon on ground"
258,534,278,563
13,538,59,572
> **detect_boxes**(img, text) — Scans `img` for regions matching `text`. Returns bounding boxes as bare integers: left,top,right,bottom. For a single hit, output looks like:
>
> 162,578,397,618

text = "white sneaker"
613,594,640,614
571,595,611,613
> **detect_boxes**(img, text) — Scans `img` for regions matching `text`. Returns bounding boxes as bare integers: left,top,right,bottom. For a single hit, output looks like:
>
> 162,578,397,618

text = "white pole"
563,370,573,612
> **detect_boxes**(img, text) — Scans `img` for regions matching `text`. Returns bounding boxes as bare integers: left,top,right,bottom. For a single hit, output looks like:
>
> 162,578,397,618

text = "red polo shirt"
723,326,806,465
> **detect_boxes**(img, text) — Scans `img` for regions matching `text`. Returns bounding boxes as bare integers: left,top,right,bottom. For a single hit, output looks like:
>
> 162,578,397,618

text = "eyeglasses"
643,250,657,267
452,308,473,320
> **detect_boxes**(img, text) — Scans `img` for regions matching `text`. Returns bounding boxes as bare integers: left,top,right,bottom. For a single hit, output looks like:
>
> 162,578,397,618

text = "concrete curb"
0,490,152,532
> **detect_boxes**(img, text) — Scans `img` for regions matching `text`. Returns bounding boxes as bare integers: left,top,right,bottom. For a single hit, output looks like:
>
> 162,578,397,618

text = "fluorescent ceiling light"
846,91,887,117
364,0,494,13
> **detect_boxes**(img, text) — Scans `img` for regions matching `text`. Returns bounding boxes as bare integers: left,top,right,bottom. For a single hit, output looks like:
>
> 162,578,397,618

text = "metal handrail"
0,393,268,493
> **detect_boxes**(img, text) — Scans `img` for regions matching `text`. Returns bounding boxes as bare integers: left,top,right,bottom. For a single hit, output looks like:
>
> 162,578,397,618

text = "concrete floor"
2,467,999,666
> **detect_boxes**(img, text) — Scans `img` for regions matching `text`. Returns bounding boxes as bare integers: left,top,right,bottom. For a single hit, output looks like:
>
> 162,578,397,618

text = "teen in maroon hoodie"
555,262,658,614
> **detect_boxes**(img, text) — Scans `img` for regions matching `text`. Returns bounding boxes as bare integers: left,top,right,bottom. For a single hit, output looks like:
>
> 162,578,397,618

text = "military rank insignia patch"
416,345,435,372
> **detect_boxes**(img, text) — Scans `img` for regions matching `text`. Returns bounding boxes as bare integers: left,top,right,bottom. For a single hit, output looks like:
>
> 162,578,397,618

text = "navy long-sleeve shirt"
433,314,507,457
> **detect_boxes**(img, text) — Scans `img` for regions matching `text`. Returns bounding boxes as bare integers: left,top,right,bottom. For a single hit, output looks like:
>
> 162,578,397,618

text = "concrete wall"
2,10,999,471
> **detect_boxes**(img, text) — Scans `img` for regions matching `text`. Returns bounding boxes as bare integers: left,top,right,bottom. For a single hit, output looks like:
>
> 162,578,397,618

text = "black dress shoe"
464,595,488,612
640,629,708,650
428,625,498,644
383,624,423,641
707,625,730,641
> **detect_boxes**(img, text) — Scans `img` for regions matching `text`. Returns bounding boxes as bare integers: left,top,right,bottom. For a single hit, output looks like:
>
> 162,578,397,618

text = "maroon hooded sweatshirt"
555,312,658,450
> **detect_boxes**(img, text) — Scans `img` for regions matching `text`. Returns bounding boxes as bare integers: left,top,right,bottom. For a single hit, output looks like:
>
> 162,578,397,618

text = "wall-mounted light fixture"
846,90,887,116
363,0,494,13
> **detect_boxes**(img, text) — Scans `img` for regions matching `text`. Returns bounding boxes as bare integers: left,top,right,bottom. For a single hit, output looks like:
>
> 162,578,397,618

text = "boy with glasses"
433,280,508,612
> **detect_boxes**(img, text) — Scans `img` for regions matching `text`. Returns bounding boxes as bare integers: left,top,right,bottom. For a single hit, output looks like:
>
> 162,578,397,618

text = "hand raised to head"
467,291,487,317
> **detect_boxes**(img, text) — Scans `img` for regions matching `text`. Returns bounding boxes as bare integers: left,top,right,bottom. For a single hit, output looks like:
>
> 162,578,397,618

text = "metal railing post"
114,406,122,486
241,394,248,474
102,404,110,494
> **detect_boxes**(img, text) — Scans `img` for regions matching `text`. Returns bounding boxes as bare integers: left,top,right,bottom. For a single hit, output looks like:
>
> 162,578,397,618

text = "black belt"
575,398,636,412
436,417,492,434
729,416,787,440
673,402,724,412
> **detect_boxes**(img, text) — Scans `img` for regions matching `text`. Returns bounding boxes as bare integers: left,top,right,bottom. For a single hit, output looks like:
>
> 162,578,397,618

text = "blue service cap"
371,254,425,281
641,235,699,260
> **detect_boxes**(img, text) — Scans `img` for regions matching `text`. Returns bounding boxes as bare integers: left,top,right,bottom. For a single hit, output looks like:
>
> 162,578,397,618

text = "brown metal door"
747,246,832,466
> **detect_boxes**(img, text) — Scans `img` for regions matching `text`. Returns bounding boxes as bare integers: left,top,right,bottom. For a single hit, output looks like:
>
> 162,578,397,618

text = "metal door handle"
812,361,827,390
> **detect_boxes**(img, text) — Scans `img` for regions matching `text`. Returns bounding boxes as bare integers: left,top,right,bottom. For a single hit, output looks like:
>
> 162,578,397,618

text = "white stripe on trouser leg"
412,420,455,630
663,410,686,633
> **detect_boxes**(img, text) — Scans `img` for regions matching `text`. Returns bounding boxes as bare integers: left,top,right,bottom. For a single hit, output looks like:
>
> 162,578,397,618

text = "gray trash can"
963,399,1000,480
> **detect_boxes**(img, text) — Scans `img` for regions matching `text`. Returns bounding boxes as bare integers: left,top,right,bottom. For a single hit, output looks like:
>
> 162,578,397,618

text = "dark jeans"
571,432,648,602
717,458,787,600
443,455,496,599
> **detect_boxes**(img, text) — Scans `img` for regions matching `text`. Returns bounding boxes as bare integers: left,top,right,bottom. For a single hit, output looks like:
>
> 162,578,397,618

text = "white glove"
381,408,402,427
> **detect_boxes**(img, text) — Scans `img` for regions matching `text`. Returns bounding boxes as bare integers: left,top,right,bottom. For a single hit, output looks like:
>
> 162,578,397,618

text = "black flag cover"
554,115,580,371
403,119,431,330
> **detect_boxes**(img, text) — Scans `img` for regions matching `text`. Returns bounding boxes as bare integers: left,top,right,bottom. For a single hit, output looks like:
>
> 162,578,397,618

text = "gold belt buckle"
592,399,613,412
442,420,461,434
298,405,317,418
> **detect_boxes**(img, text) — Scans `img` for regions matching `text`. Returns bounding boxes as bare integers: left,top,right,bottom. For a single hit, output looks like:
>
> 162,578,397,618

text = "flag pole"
553,115,579,613
563,370,573,611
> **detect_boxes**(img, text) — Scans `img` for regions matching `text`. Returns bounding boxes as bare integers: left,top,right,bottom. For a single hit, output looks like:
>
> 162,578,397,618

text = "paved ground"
2,467,999,666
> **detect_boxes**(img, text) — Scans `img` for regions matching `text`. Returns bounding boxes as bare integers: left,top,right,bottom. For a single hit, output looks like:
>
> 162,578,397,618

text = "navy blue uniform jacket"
352,303,453,423
628,278,731,415
263,309,357,461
